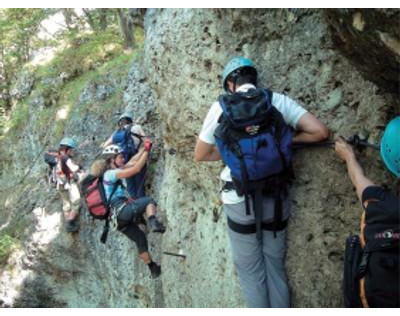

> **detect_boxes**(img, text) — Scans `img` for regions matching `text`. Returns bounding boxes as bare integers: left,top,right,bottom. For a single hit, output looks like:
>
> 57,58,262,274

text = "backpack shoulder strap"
131,132,143,149
58,153,72,177
262,88,273,105
218,94,229,117
107,179,123,206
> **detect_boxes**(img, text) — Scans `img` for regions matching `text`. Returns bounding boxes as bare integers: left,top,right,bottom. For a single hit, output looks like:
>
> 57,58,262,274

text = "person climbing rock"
98,141,165,278
101,112,147,198
56,137,85,233
194,56,329,307
335,116,399,308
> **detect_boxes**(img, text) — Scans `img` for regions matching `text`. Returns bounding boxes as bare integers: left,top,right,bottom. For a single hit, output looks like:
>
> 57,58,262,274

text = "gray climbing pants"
223,197,290,308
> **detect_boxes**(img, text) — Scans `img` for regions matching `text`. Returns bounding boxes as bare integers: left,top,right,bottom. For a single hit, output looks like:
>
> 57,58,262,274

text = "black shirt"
361,186,400,243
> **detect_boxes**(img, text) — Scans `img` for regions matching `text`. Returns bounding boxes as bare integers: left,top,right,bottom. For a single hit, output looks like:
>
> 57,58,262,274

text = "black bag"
44,149,58,186
44,150,58,167
343,189,399,308
343,235,363,307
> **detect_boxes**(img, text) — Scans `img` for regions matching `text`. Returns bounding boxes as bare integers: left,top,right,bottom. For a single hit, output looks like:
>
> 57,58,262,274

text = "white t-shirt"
198,84,308,204
130,124,145,148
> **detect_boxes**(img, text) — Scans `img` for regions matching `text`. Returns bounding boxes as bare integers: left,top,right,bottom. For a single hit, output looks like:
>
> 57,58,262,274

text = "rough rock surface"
0,8,399,308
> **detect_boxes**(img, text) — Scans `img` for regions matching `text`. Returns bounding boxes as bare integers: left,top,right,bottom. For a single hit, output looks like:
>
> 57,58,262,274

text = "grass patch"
9,102,29,131
35,29,125,81
5,26,144,143
0,234,19,266
0,206,29,268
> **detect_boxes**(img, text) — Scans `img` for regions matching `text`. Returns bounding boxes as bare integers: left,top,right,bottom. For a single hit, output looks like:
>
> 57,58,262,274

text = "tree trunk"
128,8,146,28
82,8,96,31
0,46,12,110
116,9,134,48
61,9,78,30
99,9,108,31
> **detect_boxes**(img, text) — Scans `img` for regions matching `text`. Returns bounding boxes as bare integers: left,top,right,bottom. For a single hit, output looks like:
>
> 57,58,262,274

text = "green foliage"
9,102,29,130
36,30,125,81
0,234,19,266
0,209,27,268
1,9,145,142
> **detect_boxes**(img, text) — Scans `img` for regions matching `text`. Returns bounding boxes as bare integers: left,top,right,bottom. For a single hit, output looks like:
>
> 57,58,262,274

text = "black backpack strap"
227,216,288,234
253,188,264,240
356,240,399,279
100,220,110,244
106,179,123,209
100,179,123,244
131,132,144,149
273,190,283,238
262,88,273,106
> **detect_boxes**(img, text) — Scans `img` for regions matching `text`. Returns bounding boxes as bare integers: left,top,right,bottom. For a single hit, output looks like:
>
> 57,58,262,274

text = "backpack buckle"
245,125,260,135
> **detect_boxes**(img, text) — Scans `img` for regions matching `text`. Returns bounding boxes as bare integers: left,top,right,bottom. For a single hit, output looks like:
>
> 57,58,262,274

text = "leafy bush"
9,102,29,130
0,234,19,266
36,30,125,81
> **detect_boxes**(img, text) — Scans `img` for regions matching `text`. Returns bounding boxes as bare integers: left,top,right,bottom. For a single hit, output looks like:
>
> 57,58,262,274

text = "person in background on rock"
101,112,147,198
335,116,399,308
95,142,165,278
56,137,85,233
194,57,329,307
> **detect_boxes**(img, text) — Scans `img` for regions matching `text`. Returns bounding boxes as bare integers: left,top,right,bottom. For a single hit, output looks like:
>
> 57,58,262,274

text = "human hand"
335,136,355,162
144,138,152,152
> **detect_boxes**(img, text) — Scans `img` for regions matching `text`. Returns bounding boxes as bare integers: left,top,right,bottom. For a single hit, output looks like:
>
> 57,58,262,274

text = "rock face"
143,8,398,307
0,8,398,308
0,62,162,308
9,69,35,100
324,9,400,95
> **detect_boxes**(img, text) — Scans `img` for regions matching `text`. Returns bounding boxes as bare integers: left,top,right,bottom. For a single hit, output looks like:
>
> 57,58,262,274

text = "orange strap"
359,211,369,307
359,278,369,308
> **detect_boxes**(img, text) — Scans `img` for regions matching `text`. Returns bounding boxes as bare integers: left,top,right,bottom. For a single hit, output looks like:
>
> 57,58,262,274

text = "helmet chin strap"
228,76,238,94
229,70,241,94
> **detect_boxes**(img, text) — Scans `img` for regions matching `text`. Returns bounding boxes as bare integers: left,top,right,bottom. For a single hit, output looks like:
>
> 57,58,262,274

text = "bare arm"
125,147,146,166
335,137,375,203
116,151,149,179
101,135,113,148
194,138,221,162
293,112,330,143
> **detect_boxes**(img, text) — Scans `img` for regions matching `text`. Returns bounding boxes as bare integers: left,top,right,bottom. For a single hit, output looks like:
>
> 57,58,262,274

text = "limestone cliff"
0,8,398,307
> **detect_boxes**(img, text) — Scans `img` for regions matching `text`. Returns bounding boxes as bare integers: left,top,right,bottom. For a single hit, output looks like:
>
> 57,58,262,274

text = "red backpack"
80,175,121,243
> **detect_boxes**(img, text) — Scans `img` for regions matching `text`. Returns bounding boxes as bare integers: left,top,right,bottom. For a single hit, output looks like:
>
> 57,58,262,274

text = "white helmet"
102,145,123,158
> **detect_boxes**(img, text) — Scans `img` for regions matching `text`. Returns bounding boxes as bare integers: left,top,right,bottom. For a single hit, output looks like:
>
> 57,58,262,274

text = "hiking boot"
148,217,165,234
149,262,161,279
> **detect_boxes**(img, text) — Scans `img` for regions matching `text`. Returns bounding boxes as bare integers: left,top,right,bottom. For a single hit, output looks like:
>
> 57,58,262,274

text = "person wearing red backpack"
101,140,165,278
56,137,85,233
335,116,399,308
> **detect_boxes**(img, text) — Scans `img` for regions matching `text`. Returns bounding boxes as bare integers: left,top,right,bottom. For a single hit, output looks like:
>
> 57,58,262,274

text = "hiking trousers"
58,182,81,215
113,196,156,254
224,198,290,308
126,166,147,198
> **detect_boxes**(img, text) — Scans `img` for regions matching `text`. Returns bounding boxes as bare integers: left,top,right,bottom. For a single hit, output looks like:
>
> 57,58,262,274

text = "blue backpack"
214,88,294,239
112,126,138,162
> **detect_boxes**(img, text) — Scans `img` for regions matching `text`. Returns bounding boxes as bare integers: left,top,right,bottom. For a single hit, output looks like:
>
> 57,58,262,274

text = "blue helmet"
222,57,257,92
118,112,133,124
59,137,77,149
380,116,400,178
